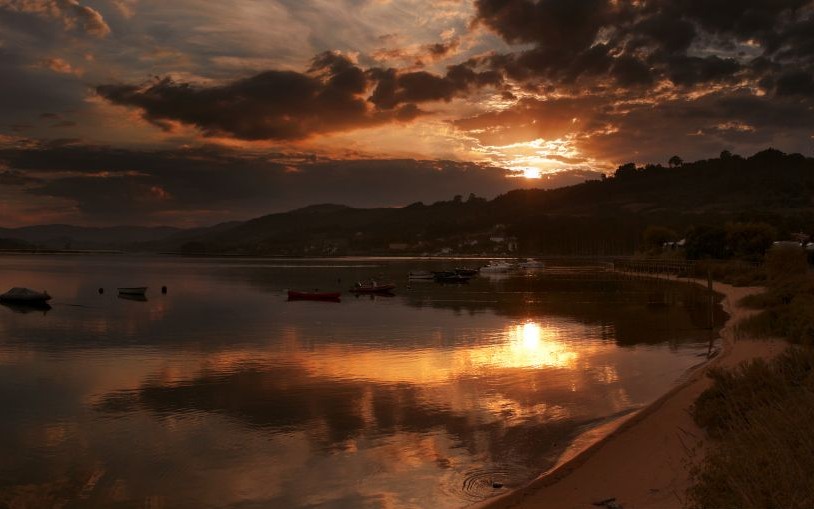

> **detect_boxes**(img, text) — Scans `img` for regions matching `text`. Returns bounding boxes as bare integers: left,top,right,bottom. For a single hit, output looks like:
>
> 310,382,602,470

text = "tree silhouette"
668,155,684,168
614,162,637,179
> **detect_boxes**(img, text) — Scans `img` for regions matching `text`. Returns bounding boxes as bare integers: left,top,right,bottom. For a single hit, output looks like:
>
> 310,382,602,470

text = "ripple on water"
449,463,531,503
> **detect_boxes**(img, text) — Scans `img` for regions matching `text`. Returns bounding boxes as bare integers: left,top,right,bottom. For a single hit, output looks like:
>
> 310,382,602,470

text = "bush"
689,259,765,287
688,347,814,509
685,225,728,260
766,245,808,282
725,222,776,261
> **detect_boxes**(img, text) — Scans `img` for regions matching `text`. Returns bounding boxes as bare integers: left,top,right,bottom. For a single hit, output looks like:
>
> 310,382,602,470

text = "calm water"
0,255,724,508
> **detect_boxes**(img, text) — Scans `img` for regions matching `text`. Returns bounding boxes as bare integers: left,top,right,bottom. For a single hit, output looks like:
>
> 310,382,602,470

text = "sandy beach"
479,279,786,509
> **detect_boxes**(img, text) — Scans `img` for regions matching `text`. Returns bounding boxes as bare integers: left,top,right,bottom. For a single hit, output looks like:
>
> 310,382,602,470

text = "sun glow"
521,167,542,179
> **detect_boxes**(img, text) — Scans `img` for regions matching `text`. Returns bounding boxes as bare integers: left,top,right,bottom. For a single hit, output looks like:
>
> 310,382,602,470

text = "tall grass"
688,259,766,287
689,246,814,508
737,247,814,344
688,348,814,509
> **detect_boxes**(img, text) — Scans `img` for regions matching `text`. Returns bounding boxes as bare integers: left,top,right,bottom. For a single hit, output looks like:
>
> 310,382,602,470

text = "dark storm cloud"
473,0,814,92
0,142,578,224
457,0,814,166
585,91,814,164
662,55,741,87
96,52,501,141
473,0,614,50
96,52,387,141
368,61,501,110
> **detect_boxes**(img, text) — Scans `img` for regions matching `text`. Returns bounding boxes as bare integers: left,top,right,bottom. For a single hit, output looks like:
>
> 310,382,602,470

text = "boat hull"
435,274,471,283
350,284,396,294
118,287,148,296
0,287,51,303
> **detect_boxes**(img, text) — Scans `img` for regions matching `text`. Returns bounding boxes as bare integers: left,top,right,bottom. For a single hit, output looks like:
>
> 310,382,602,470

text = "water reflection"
0,301,52,314
504,321,577,369
0,256,724,509
118,294,148,302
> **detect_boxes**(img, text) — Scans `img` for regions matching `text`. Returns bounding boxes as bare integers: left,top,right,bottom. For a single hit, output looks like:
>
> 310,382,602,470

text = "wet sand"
478,279,786,509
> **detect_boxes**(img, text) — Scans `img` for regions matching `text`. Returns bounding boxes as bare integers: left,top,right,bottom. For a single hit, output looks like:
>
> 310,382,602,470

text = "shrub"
765,245,808,282
688,347,814,509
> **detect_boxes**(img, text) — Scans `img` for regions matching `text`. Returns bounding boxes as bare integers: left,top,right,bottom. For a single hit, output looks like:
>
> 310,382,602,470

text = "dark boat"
0,287,51,304
118,293,148,302
454,268,480,276
350,281,396,294
288,290,341,302
435,274,471,284
431,270,456,280
118,287,147,296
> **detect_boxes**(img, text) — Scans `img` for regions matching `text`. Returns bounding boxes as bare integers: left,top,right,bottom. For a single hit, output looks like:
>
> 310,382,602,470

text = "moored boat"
350,280,396,293
408,271,435,281
118,287,148,296
0,287,51,303
518,258,546,269
435,273,471,284
454,268,480,276
479,261,515,273
288,290,341,302
118,293,148,302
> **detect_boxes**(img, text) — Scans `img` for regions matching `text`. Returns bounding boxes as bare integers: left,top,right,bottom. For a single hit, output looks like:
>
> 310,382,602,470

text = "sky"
1,0,813,227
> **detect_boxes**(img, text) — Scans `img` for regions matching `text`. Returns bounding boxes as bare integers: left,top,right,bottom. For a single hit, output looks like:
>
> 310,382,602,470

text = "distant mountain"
0,224,183,250
3,149,813,256
165,149,814,257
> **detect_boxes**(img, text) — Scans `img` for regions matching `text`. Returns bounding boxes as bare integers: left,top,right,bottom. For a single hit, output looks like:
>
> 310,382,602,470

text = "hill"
165,149,814,256
2,149,812,256
0,225,182,250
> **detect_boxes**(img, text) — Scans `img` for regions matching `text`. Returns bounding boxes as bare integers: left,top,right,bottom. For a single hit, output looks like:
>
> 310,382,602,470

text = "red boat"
287,290,341,302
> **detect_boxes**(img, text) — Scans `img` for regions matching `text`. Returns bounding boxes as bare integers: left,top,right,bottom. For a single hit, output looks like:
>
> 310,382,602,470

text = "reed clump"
688,246,814,508
737,247,814,344
689,259,766,287
688,347,814,509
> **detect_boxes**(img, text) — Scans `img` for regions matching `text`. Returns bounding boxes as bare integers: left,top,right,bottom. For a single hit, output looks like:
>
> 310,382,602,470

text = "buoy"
492,482,504,489
98,288,104,294
161,286,168,294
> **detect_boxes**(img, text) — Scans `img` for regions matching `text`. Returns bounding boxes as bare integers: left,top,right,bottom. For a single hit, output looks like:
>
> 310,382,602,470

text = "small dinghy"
118,293,148,302
408,271,435,281
288,290,341,302
350,280,396,294
0,287,51,304
518,258,545,269
454,268,480,276
118,287,147,296
480,261,515,273
435,273,471,284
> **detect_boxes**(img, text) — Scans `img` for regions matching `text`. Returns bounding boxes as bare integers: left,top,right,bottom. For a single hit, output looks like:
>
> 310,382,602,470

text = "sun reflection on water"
498,321,578,370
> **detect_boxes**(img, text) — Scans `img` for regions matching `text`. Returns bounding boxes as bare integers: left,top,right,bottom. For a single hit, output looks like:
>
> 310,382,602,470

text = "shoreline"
476,277,786,509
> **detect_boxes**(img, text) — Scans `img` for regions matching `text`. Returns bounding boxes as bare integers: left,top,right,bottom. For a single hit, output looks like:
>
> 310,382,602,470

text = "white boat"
0,287,51,303
118,287,148,296
479,261,515,273
408,271,435,280
518,258,545,269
